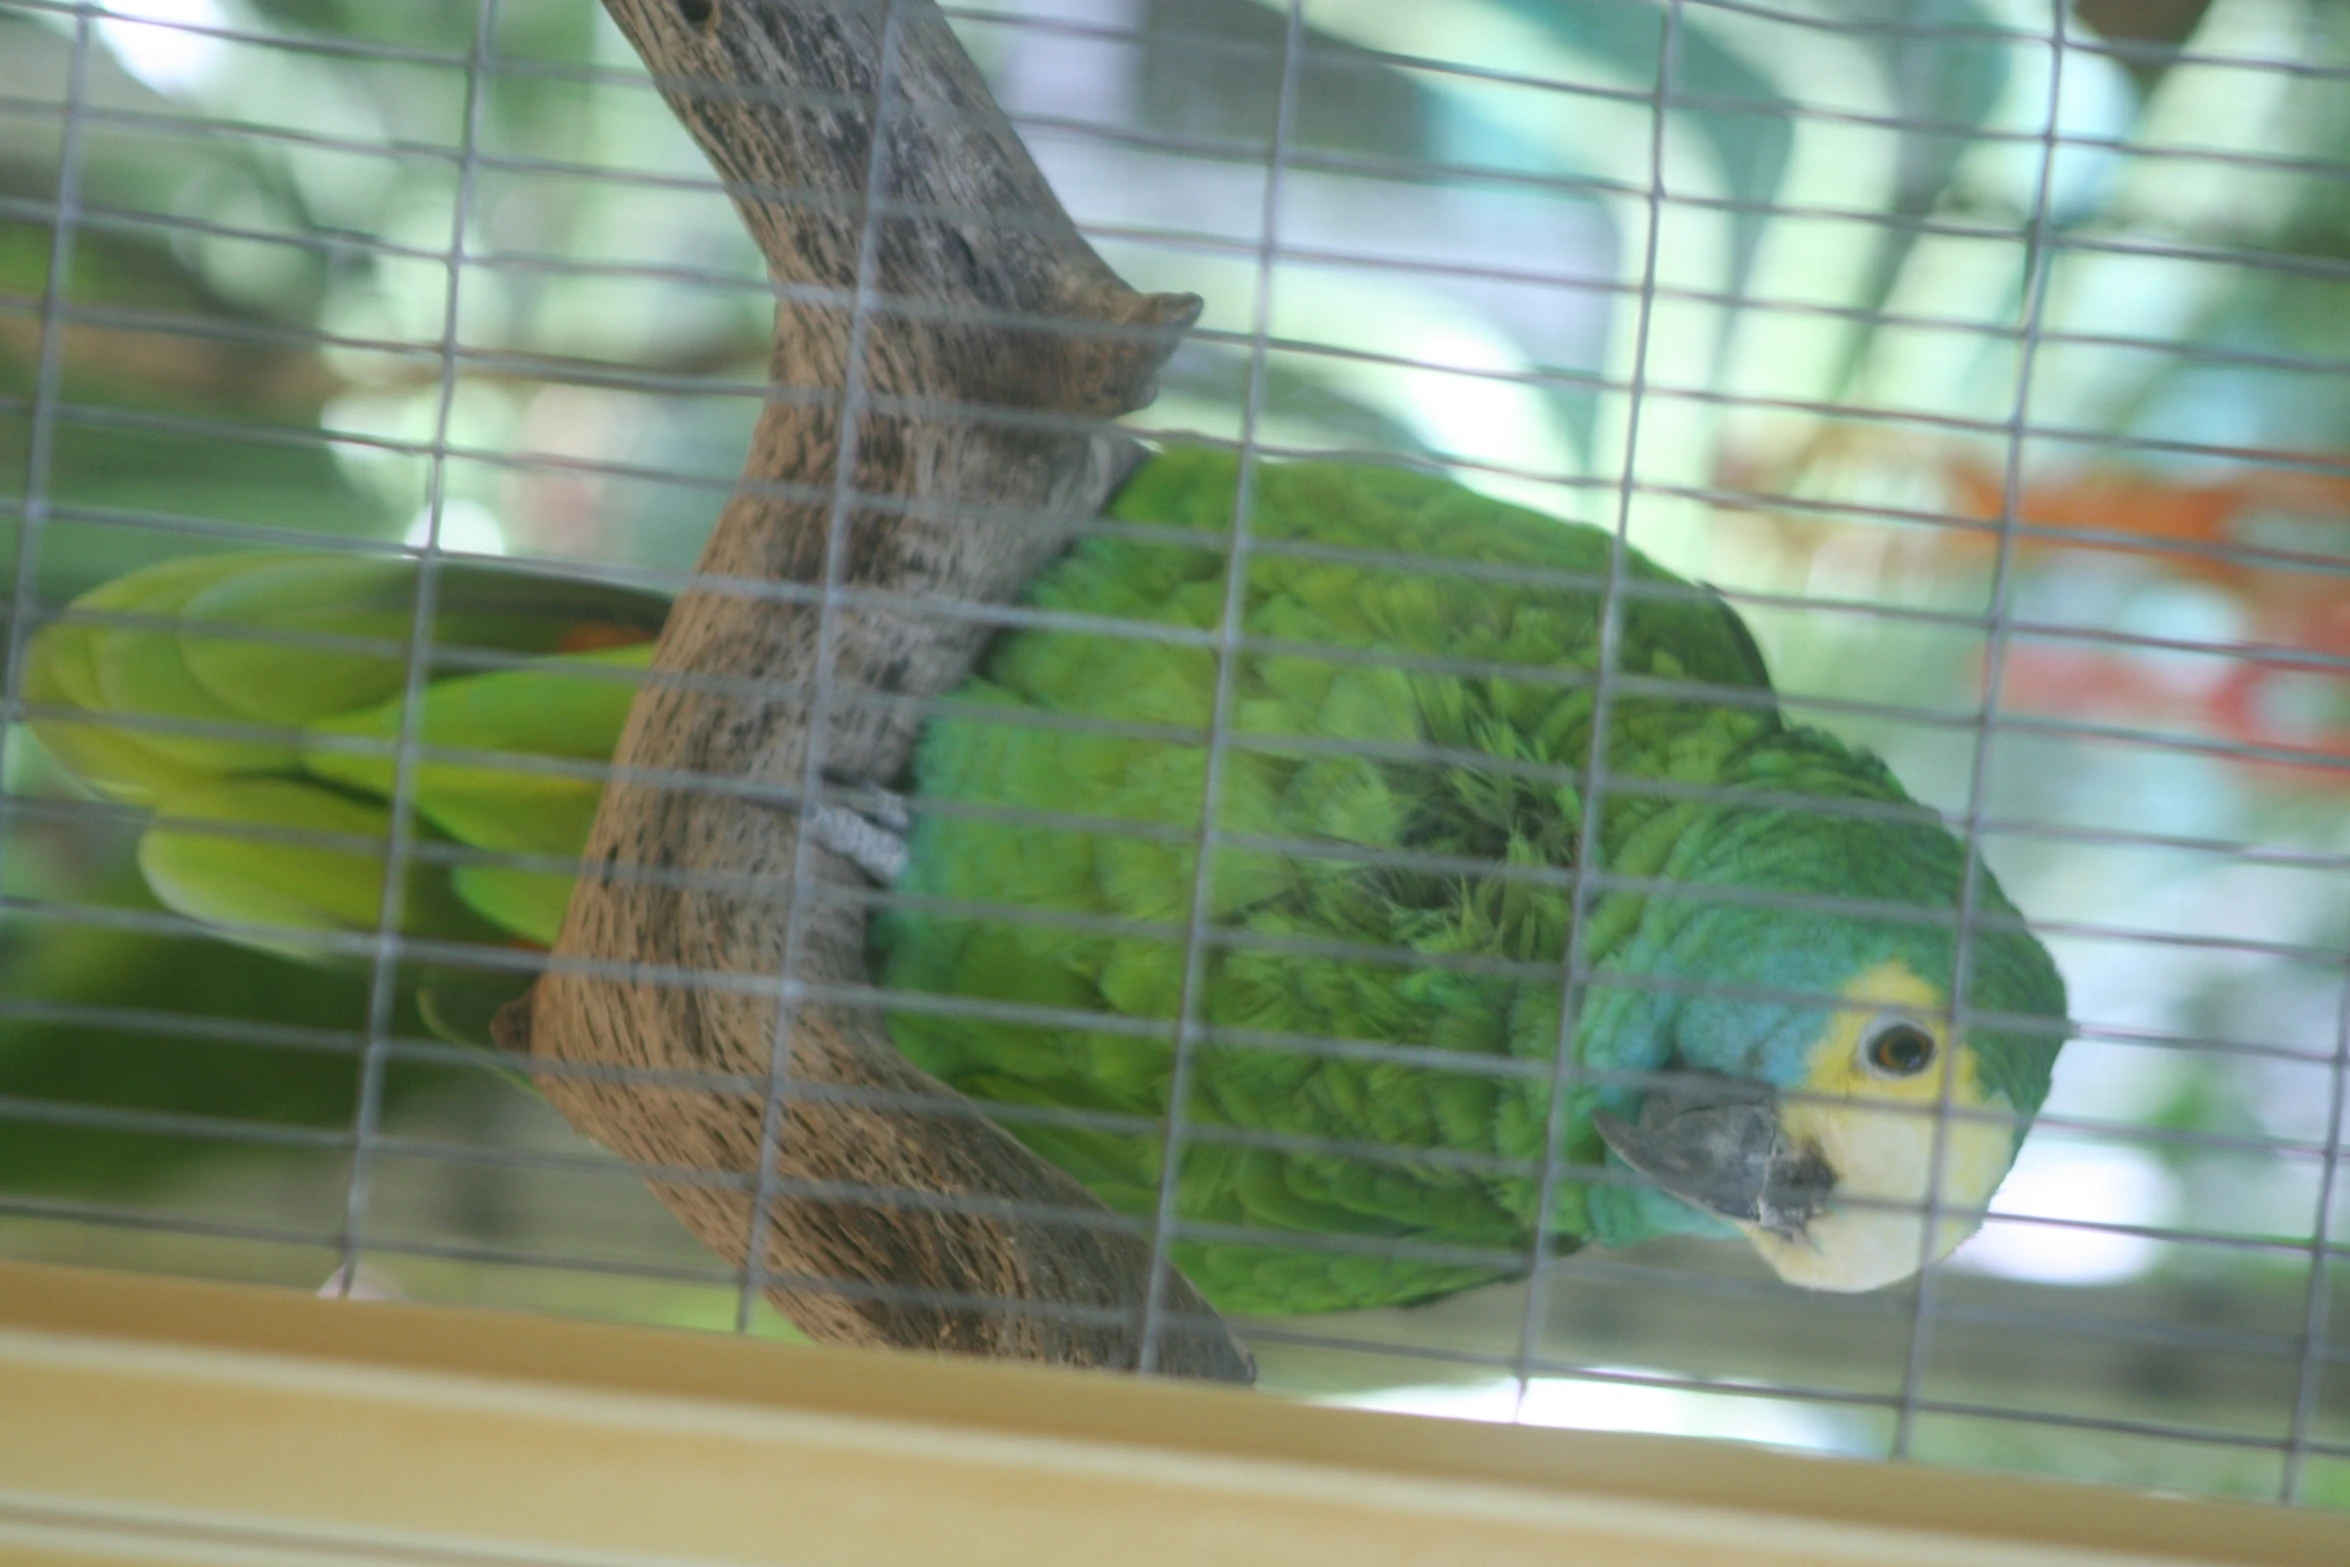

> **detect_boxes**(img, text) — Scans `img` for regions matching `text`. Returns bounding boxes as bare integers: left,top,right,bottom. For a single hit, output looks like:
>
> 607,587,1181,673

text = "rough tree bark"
510,0,1252,1380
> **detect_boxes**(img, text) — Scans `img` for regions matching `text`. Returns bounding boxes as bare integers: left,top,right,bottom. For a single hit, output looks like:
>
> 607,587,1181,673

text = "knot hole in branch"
674,0,718,31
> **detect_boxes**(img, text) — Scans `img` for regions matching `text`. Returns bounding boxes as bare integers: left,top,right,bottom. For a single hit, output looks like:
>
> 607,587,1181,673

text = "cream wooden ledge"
0,1259,2341,1567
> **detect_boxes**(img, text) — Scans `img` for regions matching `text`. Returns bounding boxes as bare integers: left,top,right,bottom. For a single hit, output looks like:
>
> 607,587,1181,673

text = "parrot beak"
1592,1073,1837,1241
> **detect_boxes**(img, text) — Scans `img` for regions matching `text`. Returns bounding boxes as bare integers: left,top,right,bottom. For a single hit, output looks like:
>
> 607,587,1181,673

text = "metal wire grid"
0,0,2331,1325
0,15,2331,1165
0,0,2344,1501
1891,0,2067,1461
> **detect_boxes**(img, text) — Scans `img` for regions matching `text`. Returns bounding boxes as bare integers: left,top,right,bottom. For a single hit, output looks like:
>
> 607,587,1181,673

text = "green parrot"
21,449,2068,1316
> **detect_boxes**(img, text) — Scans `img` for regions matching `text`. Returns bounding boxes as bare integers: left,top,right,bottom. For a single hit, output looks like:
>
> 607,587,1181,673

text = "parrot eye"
1863,1019,1937,1077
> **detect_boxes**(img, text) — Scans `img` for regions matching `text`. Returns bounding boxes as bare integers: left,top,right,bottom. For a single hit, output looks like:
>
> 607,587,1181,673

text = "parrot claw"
807,788,910,885
317,1263,403,1301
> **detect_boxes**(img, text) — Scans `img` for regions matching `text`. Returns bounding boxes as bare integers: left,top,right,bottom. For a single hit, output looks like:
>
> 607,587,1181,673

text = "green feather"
874,448,2068,1314
22,552,666,1036
137,774,506,958
304,643,653,947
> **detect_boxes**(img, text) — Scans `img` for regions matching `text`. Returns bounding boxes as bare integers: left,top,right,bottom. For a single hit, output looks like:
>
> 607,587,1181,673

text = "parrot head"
1582,790,2070,1293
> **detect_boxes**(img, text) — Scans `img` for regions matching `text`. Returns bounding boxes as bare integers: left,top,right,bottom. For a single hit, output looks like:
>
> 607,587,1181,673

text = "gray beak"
1593,1073,1836,1240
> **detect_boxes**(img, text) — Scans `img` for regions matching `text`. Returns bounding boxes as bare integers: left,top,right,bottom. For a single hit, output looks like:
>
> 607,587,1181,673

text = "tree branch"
513,0,1251,1380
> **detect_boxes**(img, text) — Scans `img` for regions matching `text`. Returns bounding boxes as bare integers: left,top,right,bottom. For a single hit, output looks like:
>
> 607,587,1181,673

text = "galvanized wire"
1893,0,2072,1462
1513,0,1684,1428
0,3,92,975
330,0,504,1302
1138,0,1311,1374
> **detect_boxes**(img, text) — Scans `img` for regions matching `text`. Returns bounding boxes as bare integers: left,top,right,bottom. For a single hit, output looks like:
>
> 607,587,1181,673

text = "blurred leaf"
1501,0,1796,293
1815,0,2013,401
0,866,489,1200
3,417,397,602
239,0,482,49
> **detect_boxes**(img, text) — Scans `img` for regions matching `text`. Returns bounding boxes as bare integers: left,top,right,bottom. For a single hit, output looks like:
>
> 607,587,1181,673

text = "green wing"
304,643,652,947
25,551,667,966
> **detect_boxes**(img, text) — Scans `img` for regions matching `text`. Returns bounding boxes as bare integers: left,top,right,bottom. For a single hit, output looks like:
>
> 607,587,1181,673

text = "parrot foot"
807,785,909,885
317,1263,403,1301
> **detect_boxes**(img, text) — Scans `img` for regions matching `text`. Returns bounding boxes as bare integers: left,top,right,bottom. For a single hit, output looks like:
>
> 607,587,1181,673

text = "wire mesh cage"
1,0,2346,1524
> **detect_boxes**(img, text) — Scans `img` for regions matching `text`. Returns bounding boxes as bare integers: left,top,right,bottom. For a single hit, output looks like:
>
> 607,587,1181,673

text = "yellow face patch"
1801,959,1969,1104
1739,960,2022,1292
